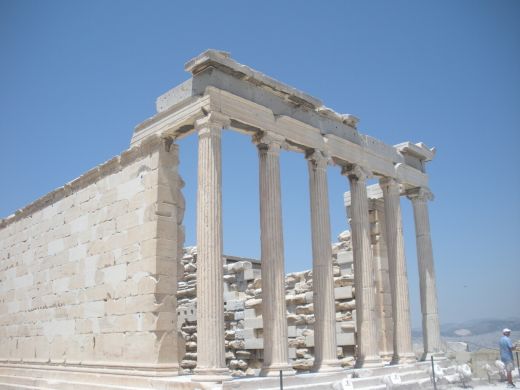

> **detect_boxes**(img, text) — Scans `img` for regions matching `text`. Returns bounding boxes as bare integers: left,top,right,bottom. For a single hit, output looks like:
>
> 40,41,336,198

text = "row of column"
192,115,443,380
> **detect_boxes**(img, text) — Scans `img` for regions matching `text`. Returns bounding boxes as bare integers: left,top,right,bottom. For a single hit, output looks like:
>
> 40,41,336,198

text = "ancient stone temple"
0,50,445,389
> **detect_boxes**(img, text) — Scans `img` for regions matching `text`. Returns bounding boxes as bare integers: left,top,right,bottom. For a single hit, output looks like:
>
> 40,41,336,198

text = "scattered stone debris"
177,230,356,375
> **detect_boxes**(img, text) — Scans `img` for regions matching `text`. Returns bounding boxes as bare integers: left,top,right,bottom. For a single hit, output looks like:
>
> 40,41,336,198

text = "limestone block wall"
0,135,183,370
177,232,356,376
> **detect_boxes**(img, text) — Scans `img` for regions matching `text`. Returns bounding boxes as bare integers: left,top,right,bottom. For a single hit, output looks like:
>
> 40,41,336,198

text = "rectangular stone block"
47,239,65,256
52,277,69,294
242,269,256,281
69,244,87,262
243,317,263,329
304,291,314,303
337,332,355,346
101,332,125,359
336,250,353,265
224,291,240,301
334,286,353,300
177,306,196,324
13,273,33,290
116,177,143,201
305,334,315,347
226,299,245,311
340,264,353,276
236,328,255,340
82,255,99,287
83,301,105,318
124,332,158,362
244,338,263,350
103,264,127,285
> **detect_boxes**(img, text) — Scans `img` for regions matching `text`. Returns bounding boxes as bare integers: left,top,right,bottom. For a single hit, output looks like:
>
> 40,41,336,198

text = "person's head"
503,328,511,336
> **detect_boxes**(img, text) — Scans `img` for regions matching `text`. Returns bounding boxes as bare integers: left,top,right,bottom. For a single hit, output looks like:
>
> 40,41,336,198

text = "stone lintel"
154,52,361,139
395,141,436,162
345,182,411,208
184,49,323,109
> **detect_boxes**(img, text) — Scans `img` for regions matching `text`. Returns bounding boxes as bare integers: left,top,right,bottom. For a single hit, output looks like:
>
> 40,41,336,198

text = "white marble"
343,165,382,368
193,113,231,381
407,187,444,360
306,151,341,372
380,178,415,364
255,132,294,376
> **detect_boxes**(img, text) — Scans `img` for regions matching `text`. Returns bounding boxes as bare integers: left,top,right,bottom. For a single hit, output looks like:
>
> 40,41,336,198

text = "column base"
260,363,295,377
379,351,394,365
420,351,446,362
355,355,384,368
391,352,417,365
192,367,232,382
313,359,344,373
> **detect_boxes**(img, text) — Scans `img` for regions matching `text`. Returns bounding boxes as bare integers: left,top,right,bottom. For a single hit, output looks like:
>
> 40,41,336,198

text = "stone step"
0,374,147,390
0,370,207,390
0,374,51,388
0,383,56,390
0,369,148,388
348,369,432,389
0,363,436,390
398,377,433,389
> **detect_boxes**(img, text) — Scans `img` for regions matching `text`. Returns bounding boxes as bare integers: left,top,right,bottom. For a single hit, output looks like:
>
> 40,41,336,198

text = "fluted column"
342,165,382,368
307,151,341,372
194,113,230,381
255,132,294,376
407,187,444,360
380,178,415,364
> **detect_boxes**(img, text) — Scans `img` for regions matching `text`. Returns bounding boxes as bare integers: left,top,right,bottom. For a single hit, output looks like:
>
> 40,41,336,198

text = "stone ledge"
184,49,323,109
0,361,180,377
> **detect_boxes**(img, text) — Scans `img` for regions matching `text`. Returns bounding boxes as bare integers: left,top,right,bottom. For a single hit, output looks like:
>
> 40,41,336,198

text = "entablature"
131,50,434,189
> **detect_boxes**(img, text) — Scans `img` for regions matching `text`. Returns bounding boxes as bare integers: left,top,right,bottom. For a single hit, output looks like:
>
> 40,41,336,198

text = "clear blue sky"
1,1,519,328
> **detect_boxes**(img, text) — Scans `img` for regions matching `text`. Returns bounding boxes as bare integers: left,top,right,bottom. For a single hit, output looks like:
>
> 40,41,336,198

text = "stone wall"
177,231,357,376
0,135,184,370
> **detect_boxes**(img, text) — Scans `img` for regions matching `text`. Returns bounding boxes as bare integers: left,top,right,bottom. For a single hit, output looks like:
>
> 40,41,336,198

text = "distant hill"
412,317,520,352
412,317,520,338
440,317,520,337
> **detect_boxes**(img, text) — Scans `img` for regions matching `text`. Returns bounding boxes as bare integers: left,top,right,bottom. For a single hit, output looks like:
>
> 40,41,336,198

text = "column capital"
253,131,286,152
306,150,331,170
341,164,371,182
194,112,231,133
379,177,400,192
406,187,434,202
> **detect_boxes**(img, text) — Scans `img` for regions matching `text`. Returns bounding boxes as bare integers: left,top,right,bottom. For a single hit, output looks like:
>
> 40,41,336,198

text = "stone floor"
1,360,515,389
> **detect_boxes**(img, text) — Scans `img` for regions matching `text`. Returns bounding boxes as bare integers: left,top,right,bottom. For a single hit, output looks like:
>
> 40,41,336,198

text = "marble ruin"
0,50,446,389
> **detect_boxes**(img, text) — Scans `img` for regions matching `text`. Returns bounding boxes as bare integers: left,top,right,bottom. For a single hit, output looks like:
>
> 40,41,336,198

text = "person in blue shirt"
500,328,516,388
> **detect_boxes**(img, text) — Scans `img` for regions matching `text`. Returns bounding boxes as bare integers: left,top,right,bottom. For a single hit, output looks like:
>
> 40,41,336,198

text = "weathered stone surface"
1,50,441,385
0,137,183,369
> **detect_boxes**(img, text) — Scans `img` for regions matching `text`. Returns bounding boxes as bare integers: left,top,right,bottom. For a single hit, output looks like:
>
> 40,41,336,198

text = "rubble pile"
177,231,357,376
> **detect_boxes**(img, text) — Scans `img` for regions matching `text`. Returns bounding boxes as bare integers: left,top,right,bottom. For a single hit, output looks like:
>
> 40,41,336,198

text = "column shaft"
409,188,443,359
380,178,415,364
307,152,340,372
344,166,382,368
194,116,229,380
257,133,293,376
